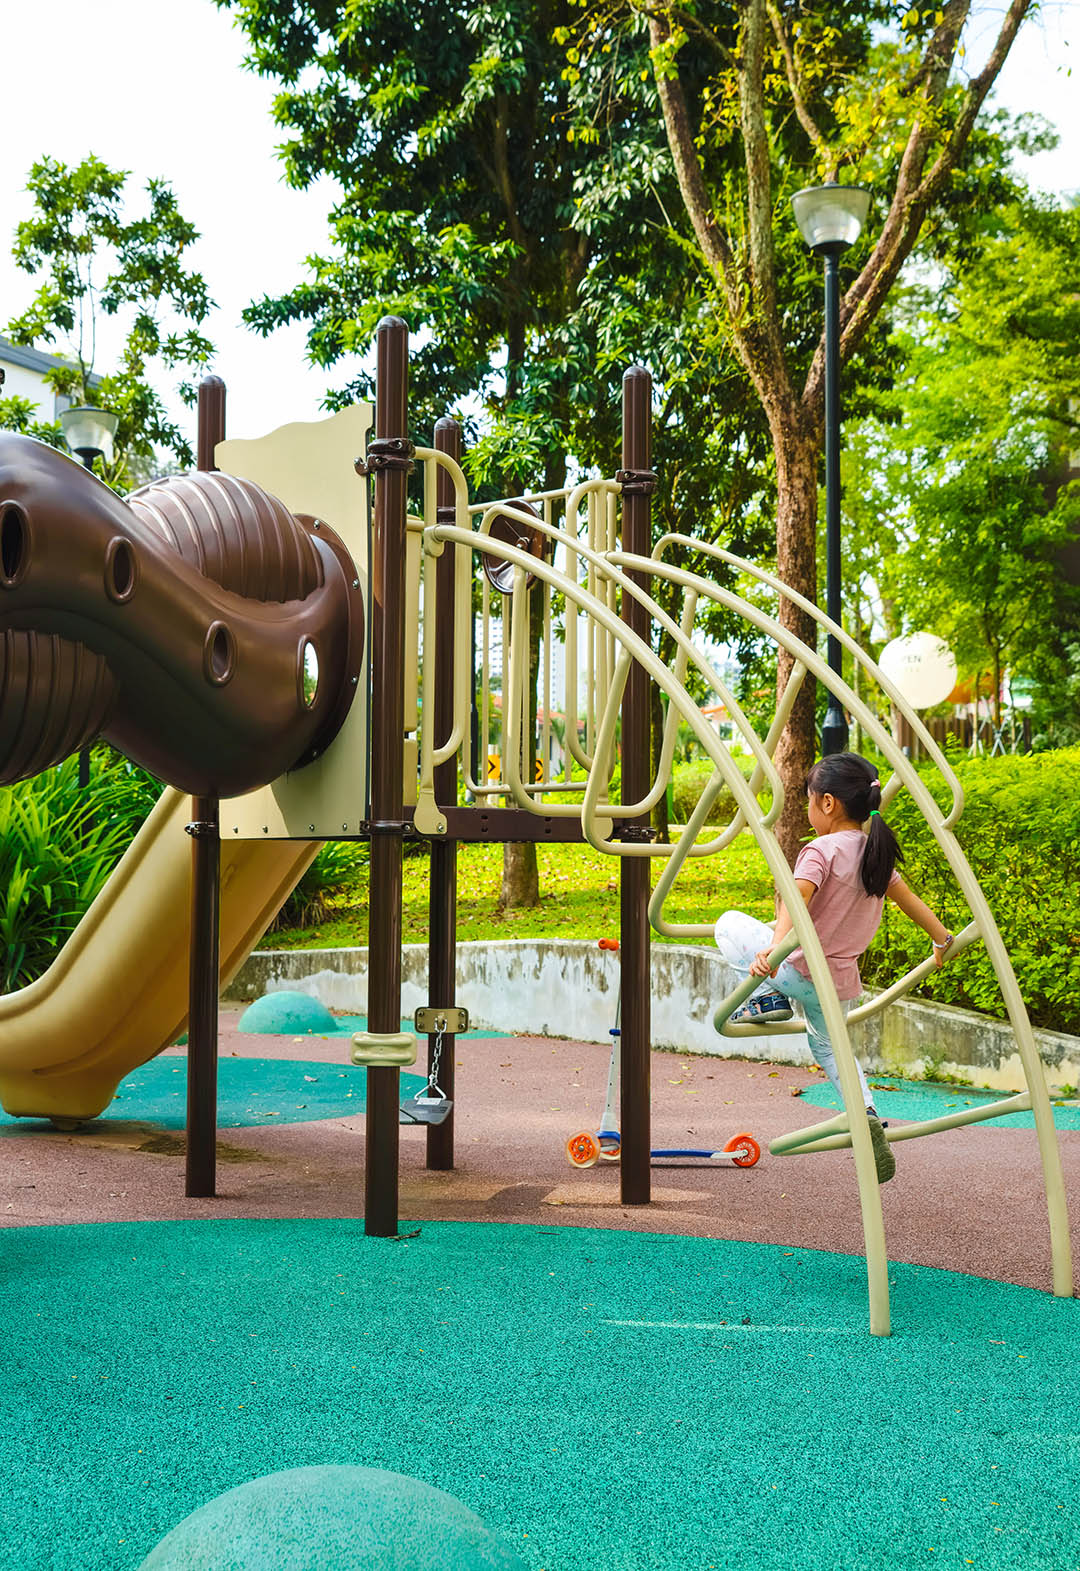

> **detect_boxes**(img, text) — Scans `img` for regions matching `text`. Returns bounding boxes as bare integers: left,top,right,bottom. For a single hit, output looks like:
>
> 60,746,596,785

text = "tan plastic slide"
0,787,318,1125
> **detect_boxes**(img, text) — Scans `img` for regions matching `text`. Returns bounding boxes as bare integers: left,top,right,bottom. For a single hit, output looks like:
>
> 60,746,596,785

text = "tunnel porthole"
299,639,320,708
1,504,30,588
203,620,236,686
104,537,138,603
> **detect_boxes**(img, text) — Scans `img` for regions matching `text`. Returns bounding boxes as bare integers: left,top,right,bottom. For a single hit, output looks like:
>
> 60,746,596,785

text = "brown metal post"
619,366,653,1205
365,317,410,1236
427,417,462,1169
185,375,226,1198
197,376,226,472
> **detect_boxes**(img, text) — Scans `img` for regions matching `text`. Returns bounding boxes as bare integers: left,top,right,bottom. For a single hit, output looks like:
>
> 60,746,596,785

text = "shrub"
670,757,757,826
270,841,366,931
862,747,1080,1035
0,758,134,991
89,747,162,840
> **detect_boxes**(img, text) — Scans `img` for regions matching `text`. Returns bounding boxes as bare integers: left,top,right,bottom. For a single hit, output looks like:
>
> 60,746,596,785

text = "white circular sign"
878,633,957,709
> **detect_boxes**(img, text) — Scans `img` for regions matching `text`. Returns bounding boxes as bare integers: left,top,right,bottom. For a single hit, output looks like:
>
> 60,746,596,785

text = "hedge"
862,747,1080,1036
670,757,757,826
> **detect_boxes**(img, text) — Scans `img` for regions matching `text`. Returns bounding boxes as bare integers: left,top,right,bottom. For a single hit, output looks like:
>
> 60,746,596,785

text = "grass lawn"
261,830,777,951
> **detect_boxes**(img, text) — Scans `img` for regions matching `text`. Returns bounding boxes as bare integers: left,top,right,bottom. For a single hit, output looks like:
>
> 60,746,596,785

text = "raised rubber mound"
137,1465,526,1570
237,991,511,1040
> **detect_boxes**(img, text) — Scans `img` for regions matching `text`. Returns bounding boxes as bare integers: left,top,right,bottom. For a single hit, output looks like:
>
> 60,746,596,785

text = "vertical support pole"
619,367,653,1205
365,317,410,1237
77,450,98,790
821,249,848,756
427,416,462,1170
469,610,479,798
185,374,226,1199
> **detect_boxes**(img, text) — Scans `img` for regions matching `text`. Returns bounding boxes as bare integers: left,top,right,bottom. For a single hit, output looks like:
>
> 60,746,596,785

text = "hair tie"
870,778,880,787
869,809,880,817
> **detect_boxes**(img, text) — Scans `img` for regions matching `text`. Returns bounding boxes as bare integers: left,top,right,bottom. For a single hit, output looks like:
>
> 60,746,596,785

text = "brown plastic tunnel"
0,433,364,795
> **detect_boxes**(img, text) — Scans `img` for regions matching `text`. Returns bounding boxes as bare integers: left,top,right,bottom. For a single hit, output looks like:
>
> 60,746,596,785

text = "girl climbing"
714,752,954,1182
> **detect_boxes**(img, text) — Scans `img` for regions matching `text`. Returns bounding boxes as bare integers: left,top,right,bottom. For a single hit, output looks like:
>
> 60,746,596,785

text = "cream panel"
217,404,373,838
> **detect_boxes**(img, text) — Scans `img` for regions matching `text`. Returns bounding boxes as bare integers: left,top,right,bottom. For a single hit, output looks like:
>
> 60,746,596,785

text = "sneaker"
866,1113,896,1184
731,991,794,1025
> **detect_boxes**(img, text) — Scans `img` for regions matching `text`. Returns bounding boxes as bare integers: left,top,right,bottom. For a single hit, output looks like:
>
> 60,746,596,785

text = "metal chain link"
428,1016,446,1097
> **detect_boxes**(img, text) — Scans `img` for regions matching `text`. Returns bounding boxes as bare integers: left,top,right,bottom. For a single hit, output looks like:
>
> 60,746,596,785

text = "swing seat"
399,1092,453,1126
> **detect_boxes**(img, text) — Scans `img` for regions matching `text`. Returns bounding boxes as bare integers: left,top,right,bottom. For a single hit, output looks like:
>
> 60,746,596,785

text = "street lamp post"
792,181,870,756
60,405,118,787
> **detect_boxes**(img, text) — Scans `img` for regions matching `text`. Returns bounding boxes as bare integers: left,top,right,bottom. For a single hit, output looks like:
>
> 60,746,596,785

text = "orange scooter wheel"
723,1132,761,1167
566,1130,601,1168
597,1134,621,1162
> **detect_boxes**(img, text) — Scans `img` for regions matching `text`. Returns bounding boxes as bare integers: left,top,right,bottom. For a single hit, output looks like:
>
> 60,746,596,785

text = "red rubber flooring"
3,1008,1077,1297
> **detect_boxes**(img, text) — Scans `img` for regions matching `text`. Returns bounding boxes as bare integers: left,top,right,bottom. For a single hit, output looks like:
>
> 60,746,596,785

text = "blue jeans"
714,909,872,1109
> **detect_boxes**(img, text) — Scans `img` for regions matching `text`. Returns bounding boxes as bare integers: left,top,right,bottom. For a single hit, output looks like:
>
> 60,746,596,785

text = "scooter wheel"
566,1131,601,1168
597,1134,621,1162
724,1132,761,1167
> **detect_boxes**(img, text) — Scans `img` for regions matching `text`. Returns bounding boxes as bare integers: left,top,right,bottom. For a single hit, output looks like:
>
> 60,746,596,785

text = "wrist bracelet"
932,933,953,950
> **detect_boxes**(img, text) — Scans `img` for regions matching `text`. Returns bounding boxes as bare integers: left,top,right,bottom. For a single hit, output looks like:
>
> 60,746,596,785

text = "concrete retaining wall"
226,940,1080,1096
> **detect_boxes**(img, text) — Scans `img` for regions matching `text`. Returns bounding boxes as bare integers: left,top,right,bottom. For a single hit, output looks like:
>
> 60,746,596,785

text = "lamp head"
60,405,118,465
792,182,870,254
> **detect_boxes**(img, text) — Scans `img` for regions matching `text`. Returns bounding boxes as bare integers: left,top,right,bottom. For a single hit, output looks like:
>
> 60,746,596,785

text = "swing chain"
428,1016,446,1095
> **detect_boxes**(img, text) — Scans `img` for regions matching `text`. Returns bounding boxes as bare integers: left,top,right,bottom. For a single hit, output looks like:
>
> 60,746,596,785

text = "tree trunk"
771,413,820,867
500,838,539,907
499,447,566,912
498,584,544,909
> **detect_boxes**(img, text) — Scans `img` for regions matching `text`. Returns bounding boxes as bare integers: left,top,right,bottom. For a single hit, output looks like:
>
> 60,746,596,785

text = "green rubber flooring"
799,1073,1080,1129
1,1219,1075,1570
0,1058,426,1132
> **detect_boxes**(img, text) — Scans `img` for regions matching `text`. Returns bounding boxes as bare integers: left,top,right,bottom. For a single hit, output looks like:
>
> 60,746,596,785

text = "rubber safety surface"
800,1073,1080,1130
1,1217,1075,1570
0,1057,426,1132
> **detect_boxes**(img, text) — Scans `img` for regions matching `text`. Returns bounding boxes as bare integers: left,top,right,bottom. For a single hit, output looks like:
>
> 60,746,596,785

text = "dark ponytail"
805,752,903,897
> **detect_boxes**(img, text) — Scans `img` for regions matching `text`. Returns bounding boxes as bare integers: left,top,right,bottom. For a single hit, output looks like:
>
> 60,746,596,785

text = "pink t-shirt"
788,830,899,1000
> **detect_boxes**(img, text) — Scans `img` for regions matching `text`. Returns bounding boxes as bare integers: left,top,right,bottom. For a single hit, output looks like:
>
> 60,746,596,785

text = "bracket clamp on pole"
414,1006,469,1034
184,820,219,839
611,823,657,843
614,467,658,496
368,819,408,837
351,1031,417,1068
355,436,416,475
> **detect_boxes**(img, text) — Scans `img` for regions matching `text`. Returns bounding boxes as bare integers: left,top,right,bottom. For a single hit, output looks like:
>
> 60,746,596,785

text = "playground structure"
0,316,1072,1336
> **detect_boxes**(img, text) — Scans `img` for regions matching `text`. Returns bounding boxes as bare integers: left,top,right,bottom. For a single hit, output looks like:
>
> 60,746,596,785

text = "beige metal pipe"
613,545,1071,1304
429,517,894,1335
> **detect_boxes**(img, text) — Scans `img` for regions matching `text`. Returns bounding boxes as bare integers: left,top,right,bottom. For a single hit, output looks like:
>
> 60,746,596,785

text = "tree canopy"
3,155,215,481
222,0,1049,859
604,0,1042,851
221,0,786,867
839,197,1080,739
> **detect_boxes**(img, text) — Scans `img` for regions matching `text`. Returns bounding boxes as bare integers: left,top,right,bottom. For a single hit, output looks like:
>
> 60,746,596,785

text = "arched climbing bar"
650,533,965,830
408,450,1071,1333
426,515,894,1335
610,545,1071,1304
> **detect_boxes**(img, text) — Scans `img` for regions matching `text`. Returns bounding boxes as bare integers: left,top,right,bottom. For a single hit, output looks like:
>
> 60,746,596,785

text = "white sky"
1,1,1076,448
